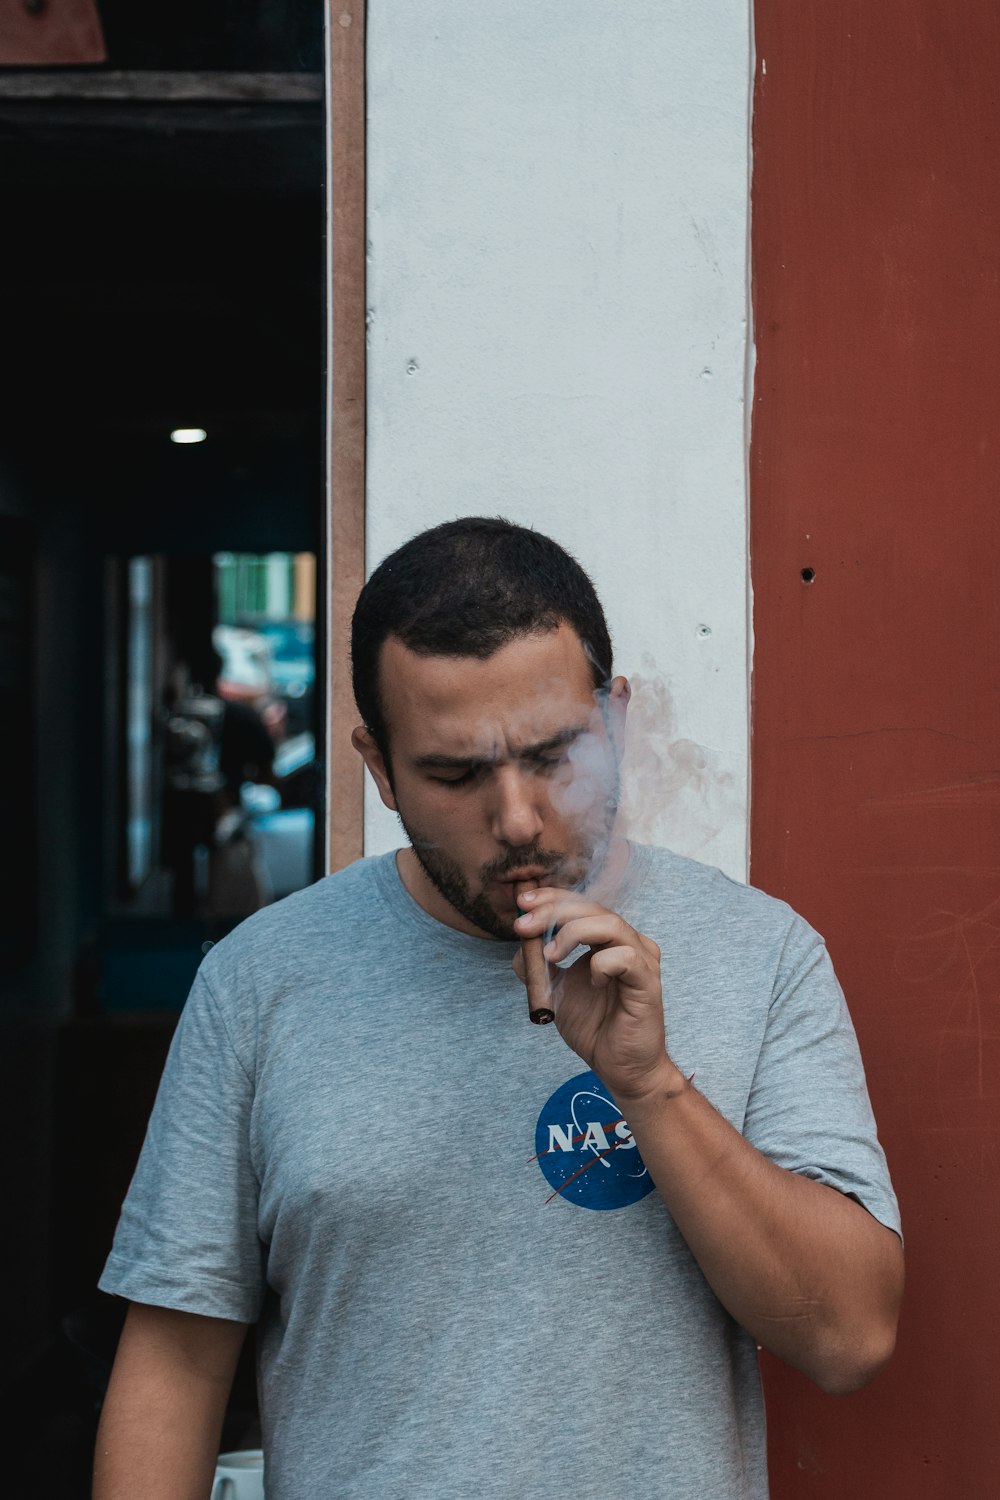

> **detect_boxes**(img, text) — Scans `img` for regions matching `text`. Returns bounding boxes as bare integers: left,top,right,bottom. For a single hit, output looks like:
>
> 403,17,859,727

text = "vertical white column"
365,0,754,879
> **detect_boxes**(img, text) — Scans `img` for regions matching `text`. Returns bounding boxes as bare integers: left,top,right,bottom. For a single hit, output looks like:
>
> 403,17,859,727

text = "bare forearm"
94,1304,247,1500
95,1391,224,1499
618,1066,904,1394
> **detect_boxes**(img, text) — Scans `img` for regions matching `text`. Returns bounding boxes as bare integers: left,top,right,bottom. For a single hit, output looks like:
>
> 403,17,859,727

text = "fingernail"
518,890,537,904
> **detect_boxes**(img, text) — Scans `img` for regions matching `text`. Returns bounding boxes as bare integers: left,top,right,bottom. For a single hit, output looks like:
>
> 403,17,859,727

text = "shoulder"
630,844,823,972
197,852,396,993
633,843,798,925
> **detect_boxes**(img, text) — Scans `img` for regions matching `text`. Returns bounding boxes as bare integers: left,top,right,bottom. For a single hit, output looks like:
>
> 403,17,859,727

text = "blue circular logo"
533,1070,653,1210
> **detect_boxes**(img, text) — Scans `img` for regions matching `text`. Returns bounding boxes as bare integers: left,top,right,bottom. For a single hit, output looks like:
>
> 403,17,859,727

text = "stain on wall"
619,662,744,862
751,1,1000,1493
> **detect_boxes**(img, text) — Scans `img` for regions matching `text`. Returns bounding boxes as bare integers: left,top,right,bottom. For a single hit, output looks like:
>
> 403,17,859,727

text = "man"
95,518,902,1499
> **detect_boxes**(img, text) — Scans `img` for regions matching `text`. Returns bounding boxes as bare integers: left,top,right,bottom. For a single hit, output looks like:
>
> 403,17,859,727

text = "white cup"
211,1449,265,1500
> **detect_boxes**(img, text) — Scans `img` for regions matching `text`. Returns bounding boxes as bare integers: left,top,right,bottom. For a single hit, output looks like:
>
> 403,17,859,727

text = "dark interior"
0,6,325,1491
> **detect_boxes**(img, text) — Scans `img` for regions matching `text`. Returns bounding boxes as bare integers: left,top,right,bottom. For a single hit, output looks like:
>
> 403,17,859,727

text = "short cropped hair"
351,516,613,757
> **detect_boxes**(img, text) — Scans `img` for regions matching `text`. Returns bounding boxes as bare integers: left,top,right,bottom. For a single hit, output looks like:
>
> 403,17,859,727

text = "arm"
514,888,904,1395
615,1066,902,1393
93,1302,249,1500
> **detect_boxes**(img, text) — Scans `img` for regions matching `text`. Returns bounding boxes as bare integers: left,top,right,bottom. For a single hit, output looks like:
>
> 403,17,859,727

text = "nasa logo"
532,1070,654,1210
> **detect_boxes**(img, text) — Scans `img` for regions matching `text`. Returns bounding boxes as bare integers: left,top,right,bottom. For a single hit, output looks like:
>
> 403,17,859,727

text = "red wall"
751,3,1000,1494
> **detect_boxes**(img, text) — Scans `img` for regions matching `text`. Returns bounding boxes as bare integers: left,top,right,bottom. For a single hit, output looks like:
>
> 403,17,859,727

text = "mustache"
480,846,562,882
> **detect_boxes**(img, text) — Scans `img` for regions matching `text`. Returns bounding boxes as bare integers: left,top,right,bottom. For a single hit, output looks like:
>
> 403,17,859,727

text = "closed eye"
430,766,485,787
526,753,565,774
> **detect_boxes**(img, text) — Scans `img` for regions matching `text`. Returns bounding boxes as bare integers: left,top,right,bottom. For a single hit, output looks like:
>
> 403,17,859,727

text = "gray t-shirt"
100,845,900,1499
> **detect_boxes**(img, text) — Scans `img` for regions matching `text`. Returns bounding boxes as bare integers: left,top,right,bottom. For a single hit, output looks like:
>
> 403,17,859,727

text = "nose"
489,764,545,848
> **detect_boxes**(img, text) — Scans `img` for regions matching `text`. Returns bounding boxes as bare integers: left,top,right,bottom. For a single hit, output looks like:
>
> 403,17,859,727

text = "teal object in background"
102,945,203,1012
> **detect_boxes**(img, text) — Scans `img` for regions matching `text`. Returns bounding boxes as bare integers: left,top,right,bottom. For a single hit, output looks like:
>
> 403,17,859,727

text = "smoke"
550,699,619,818
522,655,742,902
616,656,742,863
393,648,742,955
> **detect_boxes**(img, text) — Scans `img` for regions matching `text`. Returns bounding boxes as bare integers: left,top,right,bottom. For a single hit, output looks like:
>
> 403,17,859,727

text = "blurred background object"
0,4,324,1491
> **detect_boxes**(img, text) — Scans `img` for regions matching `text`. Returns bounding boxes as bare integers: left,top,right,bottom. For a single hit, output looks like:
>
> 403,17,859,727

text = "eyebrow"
413,725,587,772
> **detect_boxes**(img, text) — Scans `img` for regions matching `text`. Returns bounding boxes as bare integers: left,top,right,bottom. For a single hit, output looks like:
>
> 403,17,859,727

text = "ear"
605,675,630,756
351,726,398,812
602,672,632,756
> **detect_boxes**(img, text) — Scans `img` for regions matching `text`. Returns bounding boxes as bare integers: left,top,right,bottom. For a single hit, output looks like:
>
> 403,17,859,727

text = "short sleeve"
99,965,265,1321
743,919,901,1238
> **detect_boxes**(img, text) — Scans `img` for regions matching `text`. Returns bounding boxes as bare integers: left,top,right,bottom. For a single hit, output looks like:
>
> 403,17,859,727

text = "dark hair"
351,517,613,756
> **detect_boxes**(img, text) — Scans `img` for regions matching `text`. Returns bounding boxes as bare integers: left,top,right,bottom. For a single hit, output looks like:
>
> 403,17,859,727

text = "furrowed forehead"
412,724,590,771
378,626,600,752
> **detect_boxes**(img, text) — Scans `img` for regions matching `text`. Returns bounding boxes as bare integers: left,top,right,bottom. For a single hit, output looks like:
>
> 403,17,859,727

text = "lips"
497,868,550,884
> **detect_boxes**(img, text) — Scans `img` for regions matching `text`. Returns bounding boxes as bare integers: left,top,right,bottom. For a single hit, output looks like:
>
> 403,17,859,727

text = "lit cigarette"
515,879,555,1025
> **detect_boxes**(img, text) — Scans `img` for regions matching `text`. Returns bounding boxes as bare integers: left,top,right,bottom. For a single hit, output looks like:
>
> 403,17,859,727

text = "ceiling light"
170,427,207,444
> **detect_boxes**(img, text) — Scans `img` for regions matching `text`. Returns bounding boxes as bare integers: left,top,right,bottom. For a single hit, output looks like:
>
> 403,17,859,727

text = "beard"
395,815,616,941
395,819,555,938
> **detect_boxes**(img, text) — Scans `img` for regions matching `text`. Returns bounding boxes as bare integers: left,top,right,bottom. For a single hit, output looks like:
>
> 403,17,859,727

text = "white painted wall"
364,0,753,879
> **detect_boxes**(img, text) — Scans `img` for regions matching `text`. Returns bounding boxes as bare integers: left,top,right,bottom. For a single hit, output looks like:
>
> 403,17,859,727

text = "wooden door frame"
325,1,367,871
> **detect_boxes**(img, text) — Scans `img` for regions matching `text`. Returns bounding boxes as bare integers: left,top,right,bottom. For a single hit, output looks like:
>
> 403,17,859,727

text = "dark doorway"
0,8,325,1491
